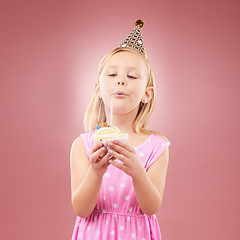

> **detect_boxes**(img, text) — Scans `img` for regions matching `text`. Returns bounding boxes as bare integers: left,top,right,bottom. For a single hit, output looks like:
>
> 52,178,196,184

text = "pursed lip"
114,91,127,96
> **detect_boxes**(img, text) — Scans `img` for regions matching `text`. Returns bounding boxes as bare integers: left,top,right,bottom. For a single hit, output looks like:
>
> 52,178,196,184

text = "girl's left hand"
107,140,145,179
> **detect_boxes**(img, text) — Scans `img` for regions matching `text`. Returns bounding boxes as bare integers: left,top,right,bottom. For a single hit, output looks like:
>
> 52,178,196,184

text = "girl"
70,20,170,240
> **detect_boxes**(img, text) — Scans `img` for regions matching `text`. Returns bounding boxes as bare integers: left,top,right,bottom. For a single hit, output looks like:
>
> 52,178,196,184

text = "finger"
109,159,126,171
90,146,107,163
108,141,132,159
90,142,104,155
102,161,110,169
108,149,128,164
97,152,113,167
111,140,135,153
99,147,108,158
109,155,116,161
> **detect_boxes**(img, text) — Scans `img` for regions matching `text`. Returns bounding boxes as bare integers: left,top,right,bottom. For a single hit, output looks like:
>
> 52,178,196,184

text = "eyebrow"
106,66,140,71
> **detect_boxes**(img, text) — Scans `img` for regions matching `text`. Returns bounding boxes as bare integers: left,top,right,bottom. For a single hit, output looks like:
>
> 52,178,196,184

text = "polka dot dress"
71,133,170,240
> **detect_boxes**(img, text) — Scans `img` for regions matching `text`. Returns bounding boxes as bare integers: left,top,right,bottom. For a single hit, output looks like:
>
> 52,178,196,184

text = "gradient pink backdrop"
1,0,239,239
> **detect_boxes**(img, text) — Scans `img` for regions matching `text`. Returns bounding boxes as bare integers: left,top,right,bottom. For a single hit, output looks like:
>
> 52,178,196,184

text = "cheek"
130,83,146,99
99,80,112,104
100,86,109,99
99,78,110,92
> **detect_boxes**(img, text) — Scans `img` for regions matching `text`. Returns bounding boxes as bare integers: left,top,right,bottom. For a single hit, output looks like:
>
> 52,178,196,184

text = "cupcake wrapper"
92,133,129,149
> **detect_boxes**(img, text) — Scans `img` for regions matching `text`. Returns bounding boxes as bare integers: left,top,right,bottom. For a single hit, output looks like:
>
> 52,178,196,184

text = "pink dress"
71,132,170,240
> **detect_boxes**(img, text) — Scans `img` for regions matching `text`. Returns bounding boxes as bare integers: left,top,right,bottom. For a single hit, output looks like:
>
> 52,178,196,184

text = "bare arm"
70,137,111,218
132,147,169,215
108,140,169,216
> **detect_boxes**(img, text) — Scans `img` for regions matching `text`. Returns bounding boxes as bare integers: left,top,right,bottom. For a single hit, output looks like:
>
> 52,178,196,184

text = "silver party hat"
120,19,147,57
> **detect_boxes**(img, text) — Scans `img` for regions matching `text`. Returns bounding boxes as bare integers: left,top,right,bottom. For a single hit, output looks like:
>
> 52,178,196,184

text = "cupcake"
92,122,128,148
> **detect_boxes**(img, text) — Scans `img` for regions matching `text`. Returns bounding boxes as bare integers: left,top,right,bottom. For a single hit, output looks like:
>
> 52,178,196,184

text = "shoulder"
70,135,91,173
70,132,90,154
147,134,170,171
71,135,83,147
70,136,85,158
150,132,171,148
151,133,170,165
70,131,96,159
142,129,170,145
71,132,94,150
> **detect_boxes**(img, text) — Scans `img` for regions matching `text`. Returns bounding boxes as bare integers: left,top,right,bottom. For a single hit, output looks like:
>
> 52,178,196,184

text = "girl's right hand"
89,142,112,177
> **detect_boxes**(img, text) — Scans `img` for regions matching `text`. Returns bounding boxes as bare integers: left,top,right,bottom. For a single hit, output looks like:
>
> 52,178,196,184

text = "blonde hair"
84,47,169,143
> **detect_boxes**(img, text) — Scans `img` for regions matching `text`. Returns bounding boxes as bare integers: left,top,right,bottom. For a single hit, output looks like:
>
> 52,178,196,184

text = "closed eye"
127,75,137,79
108,74,117,77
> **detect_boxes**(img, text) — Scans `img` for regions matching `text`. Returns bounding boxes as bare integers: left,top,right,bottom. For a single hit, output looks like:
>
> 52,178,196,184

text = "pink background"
1,0,239,239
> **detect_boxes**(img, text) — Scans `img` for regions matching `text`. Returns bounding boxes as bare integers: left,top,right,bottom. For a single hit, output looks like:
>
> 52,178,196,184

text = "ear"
95,82,101,98
142,87,154,103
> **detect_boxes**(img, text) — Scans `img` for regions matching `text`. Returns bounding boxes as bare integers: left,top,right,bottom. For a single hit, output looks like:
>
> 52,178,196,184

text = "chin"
114,106,138,116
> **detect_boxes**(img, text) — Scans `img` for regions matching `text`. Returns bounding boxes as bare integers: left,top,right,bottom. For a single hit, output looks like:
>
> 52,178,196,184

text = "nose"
118,81,125,86
116,74,127,86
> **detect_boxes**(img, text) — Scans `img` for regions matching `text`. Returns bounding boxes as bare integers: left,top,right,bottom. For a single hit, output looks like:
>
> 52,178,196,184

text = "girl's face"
96,51,153,116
